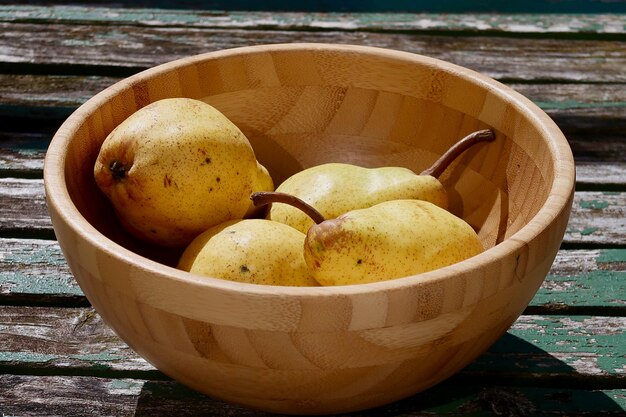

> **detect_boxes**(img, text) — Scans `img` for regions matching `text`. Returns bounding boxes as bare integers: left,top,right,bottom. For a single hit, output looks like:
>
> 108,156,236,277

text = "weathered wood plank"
2,130,624,187
469,315,626,379
3,75,625,114
565,192,626,247
1,6,625,36
0,306,152,375
535,249,626,311
575,164,626,189
1,235,623,311
0,131,49,173
1,22,625,82
0,306,624,381
0,374,624,417
2,74,624,184
2,75,624,180
0,238,85,306
0,178,49,233
1,178,623,246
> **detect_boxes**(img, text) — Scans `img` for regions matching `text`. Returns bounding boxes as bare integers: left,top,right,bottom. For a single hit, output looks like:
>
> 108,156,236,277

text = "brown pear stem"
251,191,326,225
421,129,495,178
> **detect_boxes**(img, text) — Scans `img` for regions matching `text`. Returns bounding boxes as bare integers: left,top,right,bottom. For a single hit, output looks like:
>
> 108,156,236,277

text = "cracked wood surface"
0,306,624,380
1,179,623,245
0,4,624,416
1,374,623,416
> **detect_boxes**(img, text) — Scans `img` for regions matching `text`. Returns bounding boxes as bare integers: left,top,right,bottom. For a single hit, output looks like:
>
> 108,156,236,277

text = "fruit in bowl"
93,92,493,286
44,43,575,415
93,97,273,247
252,192,485,286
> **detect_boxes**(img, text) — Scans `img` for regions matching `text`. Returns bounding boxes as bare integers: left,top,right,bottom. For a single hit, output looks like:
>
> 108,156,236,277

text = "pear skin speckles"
94,98,271,247
304,200,483,286
178,219,318,287
270,163,448,234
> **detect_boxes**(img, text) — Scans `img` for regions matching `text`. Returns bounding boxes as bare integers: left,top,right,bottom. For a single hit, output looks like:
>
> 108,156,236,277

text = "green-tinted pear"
269,129,494,234
252,192,484,286
178,219,318,286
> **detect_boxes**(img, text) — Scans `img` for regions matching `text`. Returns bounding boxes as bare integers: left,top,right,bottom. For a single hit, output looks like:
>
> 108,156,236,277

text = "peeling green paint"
597,249,626,264
535,100,626,110
108,378,145,391
533,270,626,308
507,316,625,357
567,227,598,236
579,199,610,210
0,240,83,297
0,272,83,296
1,245,66,266
69,353,125,362
1,5,625,34
0,351,57,363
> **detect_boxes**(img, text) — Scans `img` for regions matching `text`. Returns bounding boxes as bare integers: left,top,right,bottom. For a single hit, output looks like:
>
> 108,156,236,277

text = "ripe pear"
252,192,484,286
94,98,273,247
178,219,318,286
269,129,494,234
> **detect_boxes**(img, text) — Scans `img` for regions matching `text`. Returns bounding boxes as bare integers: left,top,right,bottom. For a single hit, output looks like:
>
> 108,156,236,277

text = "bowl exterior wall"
47,189,572,414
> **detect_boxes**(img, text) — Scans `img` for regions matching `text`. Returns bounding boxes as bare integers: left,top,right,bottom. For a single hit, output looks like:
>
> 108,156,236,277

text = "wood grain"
0,178,49,233
1,22,625,82
1,374,623,417
1,305,624,381
0,5,623,416
2,238,623,313
4,181,619,246
1,5,624,36
37,43,577,414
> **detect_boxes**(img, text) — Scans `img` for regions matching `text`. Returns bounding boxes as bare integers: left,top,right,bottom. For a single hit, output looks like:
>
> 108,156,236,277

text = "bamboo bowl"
44,43,574,415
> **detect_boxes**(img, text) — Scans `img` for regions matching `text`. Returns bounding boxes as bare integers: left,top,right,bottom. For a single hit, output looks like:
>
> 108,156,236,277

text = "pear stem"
421,129,495,178
251,191,326,225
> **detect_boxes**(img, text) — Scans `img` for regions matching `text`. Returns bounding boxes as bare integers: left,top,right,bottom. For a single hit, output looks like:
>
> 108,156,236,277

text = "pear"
94,98,273,247
252,192,484,286
178,219,318,286
269,129,494,234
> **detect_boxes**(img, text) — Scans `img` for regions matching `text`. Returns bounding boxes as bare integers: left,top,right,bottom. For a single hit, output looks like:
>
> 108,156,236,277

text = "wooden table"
1,4,625,416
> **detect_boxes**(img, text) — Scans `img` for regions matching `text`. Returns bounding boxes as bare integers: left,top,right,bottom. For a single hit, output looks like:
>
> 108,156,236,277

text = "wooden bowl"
44,43,574,415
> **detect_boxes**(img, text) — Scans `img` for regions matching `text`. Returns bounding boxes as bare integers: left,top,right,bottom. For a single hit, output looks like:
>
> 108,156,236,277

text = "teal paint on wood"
469,316,626,377
0,6,625,36
533,270,626,309
509,316,626,374
597,248,626,263
0,351,57,363
2,2,626,15
565,192,625,246
2,241,625,310
580,199,611,209
535,100,626,110
566,226,600,236
1,307,623,379
0,239,81,297
1,374,624,416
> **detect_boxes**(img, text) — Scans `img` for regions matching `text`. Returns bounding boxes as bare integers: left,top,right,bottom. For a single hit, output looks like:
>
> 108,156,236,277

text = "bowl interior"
59,44,556,267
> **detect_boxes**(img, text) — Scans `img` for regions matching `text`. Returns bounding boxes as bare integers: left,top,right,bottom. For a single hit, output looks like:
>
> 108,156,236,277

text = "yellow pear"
252,192,484,286
178,219,318,286
94,98,273,247
269,129,494,233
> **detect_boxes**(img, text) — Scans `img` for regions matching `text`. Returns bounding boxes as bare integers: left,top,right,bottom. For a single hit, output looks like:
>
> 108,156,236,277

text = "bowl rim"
43,42,576,298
